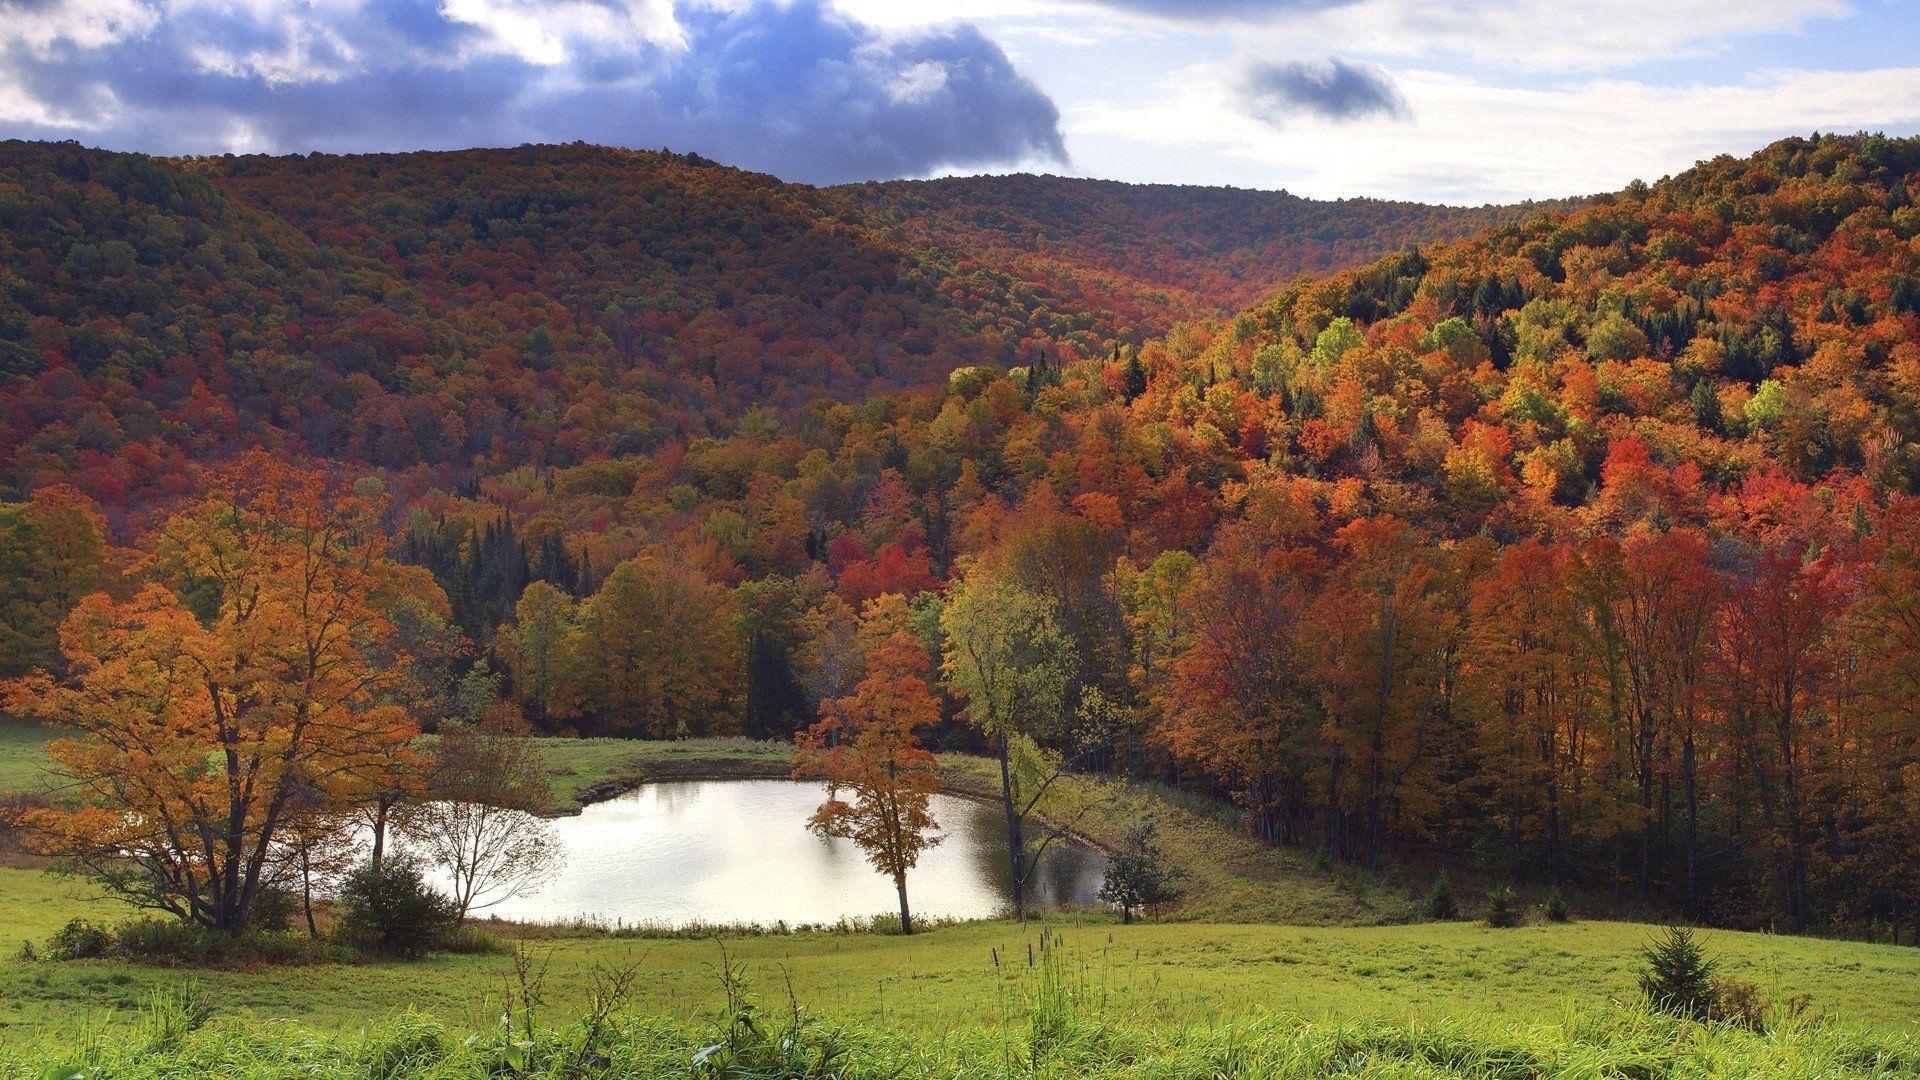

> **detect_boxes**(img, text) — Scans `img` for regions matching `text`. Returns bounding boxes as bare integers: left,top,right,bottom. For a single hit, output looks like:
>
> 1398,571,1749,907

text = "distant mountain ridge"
840,172,1568,321
0,140,1544,510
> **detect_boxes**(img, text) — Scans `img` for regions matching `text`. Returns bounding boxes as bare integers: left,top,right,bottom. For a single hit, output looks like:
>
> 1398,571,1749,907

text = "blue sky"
2,0,1917,203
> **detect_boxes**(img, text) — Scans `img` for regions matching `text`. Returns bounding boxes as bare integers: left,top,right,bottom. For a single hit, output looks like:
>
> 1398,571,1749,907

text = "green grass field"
0,722,63,796
5,864,1920,1048
6,724,1920,1075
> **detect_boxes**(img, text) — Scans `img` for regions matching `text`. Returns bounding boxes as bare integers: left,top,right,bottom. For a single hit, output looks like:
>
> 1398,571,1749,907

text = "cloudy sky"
3,0,1917,203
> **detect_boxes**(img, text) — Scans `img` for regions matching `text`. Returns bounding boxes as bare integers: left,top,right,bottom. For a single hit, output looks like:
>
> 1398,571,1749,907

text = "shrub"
47,917,112,960
106,916,340,966
336,857,457,959
1710,975,1770,1032
112,917,202,960
1424,873,1458,920
1098,820,1182,923
1543,892,1571,922
1483,887,1522,928
1639,925,1719,1021
244,887,296,934
437,924,511,956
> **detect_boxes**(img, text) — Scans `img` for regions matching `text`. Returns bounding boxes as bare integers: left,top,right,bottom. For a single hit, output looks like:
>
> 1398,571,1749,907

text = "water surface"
473,779,1105,926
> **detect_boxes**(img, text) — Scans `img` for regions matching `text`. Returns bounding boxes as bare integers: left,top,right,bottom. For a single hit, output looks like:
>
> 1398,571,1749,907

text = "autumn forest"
9,130,1920,962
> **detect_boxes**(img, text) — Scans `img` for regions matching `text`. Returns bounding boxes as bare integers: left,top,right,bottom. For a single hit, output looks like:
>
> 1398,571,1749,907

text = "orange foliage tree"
794,596,943,933
3,452,420,933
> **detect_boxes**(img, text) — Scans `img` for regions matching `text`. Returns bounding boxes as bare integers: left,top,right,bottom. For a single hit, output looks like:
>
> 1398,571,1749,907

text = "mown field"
5,723,1920,1075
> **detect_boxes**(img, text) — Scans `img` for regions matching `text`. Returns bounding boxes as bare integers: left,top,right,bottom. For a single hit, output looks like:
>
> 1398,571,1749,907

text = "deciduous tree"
4,452,417,933
795,599,943,933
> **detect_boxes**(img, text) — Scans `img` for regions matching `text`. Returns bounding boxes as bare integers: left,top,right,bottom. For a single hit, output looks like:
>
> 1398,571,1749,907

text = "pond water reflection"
469,779,1106,927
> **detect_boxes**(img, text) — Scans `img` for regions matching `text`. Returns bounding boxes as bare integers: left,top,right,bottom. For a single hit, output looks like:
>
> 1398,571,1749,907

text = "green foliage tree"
501,581,576,727
0,487,106,679
1097,820,1180,923
941,567,1077,920
1483,887,1522,928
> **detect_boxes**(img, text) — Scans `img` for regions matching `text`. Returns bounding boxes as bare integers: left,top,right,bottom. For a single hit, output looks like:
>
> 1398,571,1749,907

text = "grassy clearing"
5,863,1920,1056
7,924,1920,1077
0,727,791,806
0,726,1409,923
0,722,62,796
8,728,1918,1073
22,1006,1920,1079
535,735,796,804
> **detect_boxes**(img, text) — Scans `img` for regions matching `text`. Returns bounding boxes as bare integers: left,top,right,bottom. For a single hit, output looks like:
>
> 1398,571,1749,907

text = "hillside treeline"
7,133,1920,934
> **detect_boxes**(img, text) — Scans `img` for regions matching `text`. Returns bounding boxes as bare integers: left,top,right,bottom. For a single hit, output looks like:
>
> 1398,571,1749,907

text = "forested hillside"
8,132,1920,935
842,173,1560,326
0,141,1507,515
389,133,1919,934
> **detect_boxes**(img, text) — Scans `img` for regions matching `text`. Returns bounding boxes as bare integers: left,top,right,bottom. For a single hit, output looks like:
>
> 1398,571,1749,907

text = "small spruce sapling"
1638,925,1720,1021
1483,887,1522,928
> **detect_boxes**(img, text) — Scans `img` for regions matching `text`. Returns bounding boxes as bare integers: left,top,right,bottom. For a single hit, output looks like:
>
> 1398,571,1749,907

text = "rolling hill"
0,140,1523,513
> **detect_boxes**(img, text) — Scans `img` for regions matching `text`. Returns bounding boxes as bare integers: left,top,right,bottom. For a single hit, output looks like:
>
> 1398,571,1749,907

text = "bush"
38,913,340,967
1424,873,1458,920
112,917,203,960
1543,892,1571,922
109,916,336,966
47,917,112,960
1710,975,1770,1032
437,924,511,956
1097,820,1182,923
336,857,457,959
243,887,296,934
1639,925,1719,1021
1483,887,1522,928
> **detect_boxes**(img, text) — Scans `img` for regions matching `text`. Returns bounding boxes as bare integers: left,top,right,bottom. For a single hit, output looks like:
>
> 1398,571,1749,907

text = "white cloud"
835,0,1855,73
1070,63,1920,202
441,0,682,65
1287,0,1854,73
887,58,950,102
0,0,158,52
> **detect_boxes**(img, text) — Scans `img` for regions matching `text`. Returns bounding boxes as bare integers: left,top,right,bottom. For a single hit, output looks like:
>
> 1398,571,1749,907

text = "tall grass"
19,936,1920,1079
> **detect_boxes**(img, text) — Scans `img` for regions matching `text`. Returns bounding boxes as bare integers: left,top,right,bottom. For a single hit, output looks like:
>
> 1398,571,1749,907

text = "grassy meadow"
5,722,1920,1075
3,883,1920,1068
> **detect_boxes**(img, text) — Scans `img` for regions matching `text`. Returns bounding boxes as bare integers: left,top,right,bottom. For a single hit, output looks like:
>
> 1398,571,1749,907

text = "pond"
465,779,1107,927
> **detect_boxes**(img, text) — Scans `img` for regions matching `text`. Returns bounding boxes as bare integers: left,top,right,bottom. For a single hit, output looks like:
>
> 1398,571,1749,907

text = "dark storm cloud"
1234,57,1409,126
0,0,1067,185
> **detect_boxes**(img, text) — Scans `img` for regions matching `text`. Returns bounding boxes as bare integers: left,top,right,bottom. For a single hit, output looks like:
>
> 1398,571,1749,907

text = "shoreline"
552,745,1115,855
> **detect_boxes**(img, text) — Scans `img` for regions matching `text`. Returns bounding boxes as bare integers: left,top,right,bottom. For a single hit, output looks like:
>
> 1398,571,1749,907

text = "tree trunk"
370,797,391,872
301,844,318,939
1683,727,1698,914
896,871,913,935
998,737,1026,921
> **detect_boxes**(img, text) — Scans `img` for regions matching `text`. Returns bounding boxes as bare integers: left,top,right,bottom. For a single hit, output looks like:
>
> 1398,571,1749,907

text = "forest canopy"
7,132,1920,935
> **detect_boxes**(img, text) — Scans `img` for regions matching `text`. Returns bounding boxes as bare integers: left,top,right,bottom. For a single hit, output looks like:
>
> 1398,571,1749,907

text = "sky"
2,0,1918,203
